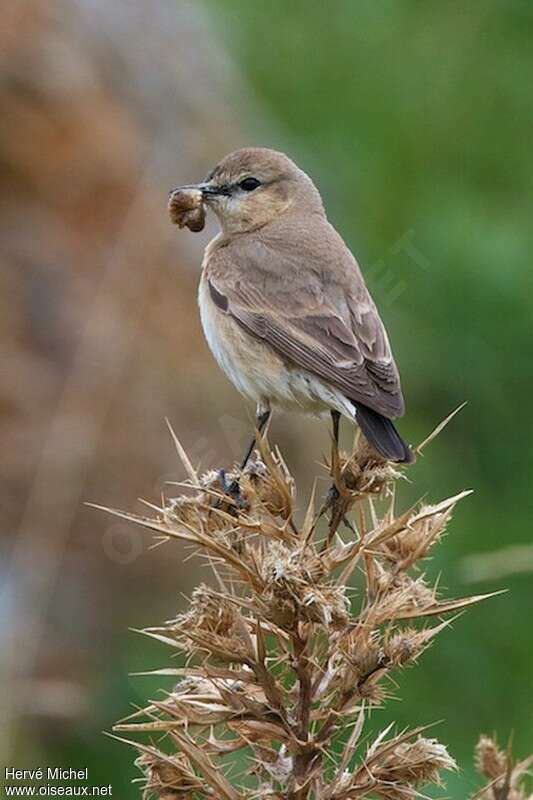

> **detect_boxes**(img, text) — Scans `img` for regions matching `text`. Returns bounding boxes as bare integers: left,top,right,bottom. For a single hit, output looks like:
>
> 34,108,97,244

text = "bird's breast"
198,271,280,404
197,271,354,419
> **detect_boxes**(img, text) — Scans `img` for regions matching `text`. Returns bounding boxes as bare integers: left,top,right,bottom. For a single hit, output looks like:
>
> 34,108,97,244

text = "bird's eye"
238,177,261,192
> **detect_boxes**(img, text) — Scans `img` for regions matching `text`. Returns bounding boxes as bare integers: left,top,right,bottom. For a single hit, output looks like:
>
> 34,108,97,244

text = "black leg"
219,408,271,503
328,412,356,535
238,408,271,472
326,410,356,537
331,410,340,447
328,411,341,505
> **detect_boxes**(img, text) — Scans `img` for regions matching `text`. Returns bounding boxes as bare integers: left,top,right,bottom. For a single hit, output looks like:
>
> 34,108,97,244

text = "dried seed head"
475,735,508,781
159,586,257,664
381,507,450,567
472,735,533,800
164,468,244,537
337,733,456,799
165,494,228,536
331,624,388,703
371,737,457,791
136,749,206,799
239,458,294,519
334,443,400,500
384,627,433,666
368,573,437,625
261,542,349,630
185,585,236,637
340,648,386,701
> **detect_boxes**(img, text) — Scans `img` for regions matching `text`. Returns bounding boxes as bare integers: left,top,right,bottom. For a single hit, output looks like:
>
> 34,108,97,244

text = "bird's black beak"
169,182,224,198
199,183,223,197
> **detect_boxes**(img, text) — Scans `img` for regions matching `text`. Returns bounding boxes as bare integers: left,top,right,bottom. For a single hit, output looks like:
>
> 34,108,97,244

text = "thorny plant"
97,416,510,800
471,735,533,800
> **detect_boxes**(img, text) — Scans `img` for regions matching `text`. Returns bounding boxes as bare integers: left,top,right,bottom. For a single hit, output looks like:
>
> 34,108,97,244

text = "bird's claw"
324,482,356,534
217,468,231,494
322,483,340,515
326,484,340,506
218,469,245,507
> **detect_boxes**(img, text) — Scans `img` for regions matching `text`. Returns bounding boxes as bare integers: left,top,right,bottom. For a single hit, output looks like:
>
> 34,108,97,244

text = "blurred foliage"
206,1,533,795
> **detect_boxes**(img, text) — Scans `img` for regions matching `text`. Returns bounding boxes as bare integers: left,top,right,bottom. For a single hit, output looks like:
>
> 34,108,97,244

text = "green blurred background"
1,1,531,797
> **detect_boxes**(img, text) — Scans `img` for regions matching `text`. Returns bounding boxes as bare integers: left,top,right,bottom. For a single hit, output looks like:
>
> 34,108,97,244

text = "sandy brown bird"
171,147,412,474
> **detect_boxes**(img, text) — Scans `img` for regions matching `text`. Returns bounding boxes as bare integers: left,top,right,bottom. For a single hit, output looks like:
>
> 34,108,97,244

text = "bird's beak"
169,182,221,198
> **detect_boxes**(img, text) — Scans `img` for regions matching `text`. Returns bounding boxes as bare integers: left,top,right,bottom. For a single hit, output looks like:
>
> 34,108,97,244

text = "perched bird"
169,147,412,476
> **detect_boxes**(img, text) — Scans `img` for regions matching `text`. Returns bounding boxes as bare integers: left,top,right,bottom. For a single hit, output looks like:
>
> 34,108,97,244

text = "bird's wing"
206,227,405,418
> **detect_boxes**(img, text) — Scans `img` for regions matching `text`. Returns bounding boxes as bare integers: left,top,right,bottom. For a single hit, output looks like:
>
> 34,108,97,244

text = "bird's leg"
239,407,272,472
331,409,340,447
219,407,271,501
328,410,341,503
332,410,340,446
323,410,356,539
318,411,342,518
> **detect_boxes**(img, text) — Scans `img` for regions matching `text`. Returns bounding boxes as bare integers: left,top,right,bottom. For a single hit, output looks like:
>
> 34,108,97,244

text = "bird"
169,147,412,486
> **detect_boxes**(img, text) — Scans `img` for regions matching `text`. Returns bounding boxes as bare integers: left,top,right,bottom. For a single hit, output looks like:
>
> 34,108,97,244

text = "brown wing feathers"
209,278,404,420
205,218,410,460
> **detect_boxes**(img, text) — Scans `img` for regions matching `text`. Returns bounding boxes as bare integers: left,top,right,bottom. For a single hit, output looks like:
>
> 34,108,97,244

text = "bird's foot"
217,469,245,508
324,482,356,535
325,483,339,508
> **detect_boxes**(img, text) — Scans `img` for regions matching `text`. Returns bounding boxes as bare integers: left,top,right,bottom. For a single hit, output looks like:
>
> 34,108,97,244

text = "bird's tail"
354,402,413,464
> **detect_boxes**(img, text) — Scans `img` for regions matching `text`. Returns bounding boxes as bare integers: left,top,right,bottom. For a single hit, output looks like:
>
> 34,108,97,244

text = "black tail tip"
393,439,415,464
354,402,414,464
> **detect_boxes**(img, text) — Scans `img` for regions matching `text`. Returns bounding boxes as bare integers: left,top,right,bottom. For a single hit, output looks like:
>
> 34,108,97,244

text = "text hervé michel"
5,769,89,782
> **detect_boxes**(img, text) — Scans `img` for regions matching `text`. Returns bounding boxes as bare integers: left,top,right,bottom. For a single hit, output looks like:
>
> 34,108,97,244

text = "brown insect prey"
168,188,205,232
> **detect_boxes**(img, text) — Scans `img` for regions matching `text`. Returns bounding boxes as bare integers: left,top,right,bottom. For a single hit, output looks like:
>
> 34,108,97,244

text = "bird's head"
173,148,325,235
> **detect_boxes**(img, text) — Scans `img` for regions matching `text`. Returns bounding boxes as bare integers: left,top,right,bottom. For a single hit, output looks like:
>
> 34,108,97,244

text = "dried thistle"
472,735,533,800
100,420,501,799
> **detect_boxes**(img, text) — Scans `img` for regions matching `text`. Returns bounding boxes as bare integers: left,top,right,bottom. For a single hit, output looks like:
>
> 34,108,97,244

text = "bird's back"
203,208,405,421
